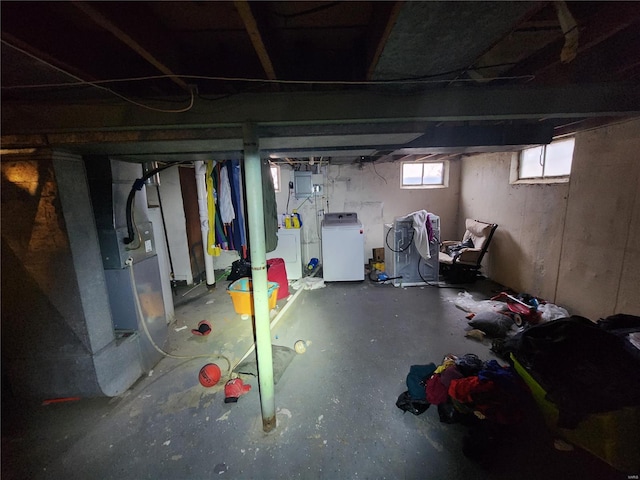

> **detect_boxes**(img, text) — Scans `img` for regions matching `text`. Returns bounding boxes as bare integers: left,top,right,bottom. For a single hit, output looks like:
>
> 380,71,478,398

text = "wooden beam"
72,1,190,92
366,1,404,81
415,154,438,162
234,0,277,81
1,32,98,83
508,3,640,80
450,1,549,83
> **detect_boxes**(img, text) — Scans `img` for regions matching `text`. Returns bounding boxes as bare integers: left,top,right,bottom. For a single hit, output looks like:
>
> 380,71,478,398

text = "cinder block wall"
459,118,640,320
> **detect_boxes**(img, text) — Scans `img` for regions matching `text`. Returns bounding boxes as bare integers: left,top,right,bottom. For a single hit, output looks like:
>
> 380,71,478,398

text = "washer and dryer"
321,212,365,281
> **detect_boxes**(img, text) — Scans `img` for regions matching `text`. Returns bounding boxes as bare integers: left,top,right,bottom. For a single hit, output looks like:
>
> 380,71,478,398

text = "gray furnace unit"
85,157,168,372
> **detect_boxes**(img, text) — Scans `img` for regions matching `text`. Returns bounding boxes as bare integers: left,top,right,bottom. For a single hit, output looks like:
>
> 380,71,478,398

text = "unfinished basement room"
2,1,640,479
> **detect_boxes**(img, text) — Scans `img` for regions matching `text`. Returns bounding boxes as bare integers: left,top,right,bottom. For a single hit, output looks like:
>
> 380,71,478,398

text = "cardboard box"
372,248,384,262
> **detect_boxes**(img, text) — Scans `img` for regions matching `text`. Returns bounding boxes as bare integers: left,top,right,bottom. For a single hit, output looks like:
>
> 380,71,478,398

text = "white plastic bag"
538,303,569,322
453,291,507,313
292,277,326,291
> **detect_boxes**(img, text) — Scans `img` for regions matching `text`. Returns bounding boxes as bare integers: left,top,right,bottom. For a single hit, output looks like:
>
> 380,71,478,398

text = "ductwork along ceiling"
2,1,640,164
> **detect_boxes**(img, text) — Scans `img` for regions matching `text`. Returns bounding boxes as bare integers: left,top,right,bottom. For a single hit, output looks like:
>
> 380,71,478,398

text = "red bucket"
267,258,289,299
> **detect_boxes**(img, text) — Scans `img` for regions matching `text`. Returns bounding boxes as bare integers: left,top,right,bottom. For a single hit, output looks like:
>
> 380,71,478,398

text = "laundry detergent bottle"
292,210,301,228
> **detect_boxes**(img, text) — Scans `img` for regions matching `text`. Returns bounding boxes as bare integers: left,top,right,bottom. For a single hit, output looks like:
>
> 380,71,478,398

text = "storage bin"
267,258,289,299
227,278,279,315
512,354,640,472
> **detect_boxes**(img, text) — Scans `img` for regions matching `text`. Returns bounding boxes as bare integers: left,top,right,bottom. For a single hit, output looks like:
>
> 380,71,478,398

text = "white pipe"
194,161,215,287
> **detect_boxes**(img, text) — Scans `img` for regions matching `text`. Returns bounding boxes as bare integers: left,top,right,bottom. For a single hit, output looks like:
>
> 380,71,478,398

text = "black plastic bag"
437,402,463,423
396,391,430,415
227,258,251,281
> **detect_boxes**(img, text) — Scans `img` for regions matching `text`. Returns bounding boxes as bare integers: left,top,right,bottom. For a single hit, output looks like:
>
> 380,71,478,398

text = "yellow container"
227,278,279,315
512,354,640,472
372,262,385,272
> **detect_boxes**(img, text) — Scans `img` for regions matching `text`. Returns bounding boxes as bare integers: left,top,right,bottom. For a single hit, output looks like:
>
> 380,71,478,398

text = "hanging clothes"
261,158,278,253
211,165,228,250
218,164,236,224
205,161,221,256
395,209,432,260
227,160,247,258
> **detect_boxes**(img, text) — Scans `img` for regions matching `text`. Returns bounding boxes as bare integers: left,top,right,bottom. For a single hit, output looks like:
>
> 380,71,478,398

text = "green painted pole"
242,122,276,432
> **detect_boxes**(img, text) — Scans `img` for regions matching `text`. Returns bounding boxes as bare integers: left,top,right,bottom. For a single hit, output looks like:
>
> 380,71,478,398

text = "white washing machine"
321,212,365,281
266,228,302,279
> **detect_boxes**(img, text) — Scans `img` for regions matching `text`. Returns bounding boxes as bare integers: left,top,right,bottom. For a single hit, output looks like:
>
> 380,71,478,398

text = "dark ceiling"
2,1,640,164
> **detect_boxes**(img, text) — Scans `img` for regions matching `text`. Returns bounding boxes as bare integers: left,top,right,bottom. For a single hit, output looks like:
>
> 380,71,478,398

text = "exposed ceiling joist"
234,0,277,81
1,32,98,84
366,1,404,80
72,1,190,92
508,2,640,81
2,1,639,163
449,1,549,83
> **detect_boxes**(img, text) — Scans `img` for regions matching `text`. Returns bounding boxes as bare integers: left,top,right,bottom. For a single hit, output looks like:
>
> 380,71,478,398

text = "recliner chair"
439,219,498,283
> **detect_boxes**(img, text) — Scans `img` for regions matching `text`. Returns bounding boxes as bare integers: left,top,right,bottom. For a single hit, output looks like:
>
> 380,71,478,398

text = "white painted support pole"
243,123,276,432
194,161,215,287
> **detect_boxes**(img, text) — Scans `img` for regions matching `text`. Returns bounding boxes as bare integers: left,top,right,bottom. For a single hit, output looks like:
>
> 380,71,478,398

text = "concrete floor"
1,274,627,480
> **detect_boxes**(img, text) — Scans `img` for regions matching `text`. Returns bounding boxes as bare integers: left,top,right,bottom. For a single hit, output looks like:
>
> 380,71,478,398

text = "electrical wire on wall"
314,190,322,241
370,162,388,185
286,178,293,214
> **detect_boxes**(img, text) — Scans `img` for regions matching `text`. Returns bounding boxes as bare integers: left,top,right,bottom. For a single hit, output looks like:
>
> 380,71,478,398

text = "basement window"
514,137,575,184
270,164,281,192
401,161,448,189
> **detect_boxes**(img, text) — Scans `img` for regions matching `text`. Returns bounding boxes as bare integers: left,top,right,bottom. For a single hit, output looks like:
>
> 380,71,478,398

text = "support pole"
242,122,276,432
194,161,215,288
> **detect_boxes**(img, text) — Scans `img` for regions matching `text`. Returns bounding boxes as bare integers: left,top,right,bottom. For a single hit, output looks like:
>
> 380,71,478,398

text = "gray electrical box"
98,221,156,270
294,171,313,198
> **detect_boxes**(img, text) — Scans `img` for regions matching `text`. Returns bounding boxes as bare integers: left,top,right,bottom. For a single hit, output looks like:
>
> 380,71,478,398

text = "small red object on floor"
42,397,81,406
198,363,221,387
224,378,251,403
191,320,212,336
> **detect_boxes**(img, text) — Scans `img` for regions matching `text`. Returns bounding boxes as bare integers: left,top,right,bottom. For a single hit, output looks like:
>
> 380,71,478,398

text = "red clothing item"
426,367,463,405
448,376,495,404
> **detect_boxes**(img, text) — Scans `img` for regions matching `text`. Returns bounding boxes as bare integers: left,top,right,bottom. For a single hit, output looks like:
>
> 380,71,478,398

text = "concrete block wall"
555,119,640,318
186,159,461,274
457,151,569,301
276,160,461,267
459,118,640,320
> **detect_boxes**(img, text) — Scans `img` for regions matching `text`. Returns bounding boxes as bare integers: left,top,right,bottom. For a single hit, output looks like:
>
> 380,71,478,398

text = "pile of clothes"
396,353,530,466
397,353,526,425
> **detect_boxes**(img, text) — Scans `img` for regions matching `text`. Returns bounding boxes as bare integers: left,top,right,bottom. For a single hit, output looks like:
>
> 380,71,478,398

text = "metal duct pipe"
194,161,215,287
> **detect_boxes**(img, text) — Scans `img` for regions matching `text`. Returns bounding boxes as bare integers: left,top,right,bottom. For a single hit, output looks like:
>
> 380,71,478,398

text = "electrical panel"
294,171,313,198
